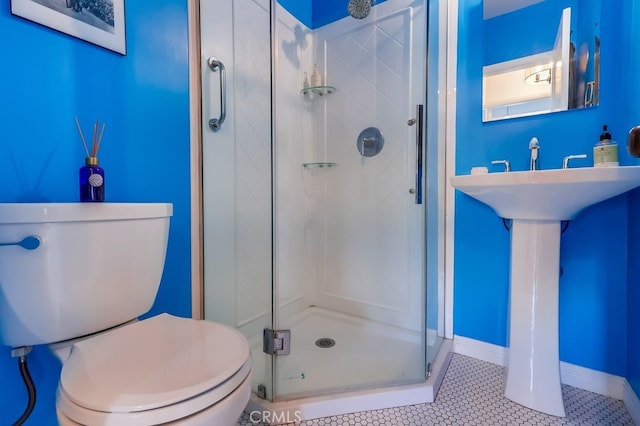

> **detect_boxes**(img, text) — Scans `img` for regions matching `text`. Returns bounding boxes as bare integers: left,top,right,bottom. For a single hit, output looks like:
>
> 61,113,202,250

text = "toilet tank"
0,203,172,348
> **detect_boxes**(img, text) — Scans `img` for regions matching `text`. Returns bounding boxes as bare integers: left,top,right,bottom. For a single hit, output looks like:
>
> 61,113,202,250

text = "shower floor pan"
247,306,452,424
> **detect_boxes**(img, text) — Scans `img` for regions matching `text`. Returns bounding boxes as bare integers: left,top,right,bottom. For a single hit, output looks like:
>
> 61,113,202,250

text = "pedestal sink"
451,166,640,417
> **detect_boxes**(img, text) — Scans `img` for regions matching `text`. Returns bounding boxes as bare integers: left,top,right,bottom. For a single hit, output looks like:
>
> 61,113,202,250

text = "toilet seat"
56,314,252,425
57,361,252,425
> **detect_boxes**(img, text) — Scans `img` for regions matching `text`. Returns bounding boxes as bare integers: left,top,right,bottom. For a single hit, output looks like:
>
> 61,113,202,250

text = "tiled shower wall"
275,4,317,320
304,0,427,330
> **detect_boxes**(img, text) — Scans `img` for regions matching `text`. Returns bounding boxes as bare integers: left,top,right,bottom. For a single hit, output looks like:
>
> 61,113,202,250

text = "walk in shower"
197,0,448,420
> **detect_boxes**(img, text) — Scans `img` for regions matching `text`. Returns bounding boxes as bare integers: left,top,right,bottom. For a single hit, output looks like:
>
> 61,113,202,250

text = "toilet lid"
59,313,250,413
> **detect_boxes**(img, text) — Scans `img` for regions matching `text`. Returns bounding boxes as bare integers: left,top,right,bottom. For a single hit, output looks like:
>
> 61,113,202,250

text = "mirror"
482,0,601,122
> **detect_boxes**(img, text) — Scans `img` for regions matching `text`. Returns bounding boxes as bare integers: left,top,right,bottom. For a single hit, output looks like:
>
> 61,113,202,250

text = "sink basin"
451,165,640,417
451,166,640,220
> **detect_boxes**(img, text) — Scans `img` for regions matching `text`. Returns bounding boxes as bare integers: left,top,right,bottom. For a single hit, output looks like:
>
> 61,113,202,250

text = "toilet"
0,203,252,425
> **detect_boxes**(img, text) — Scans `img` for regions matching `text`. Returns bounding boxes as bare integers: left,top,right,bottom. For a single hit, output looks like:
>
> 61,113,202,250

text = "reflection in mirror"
482,0,601,122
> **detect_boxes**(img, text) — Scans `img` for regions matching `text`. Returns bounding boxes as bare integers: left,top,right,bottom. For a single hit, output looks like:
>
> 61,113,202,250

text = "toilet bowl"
54,314,252,425
0,203,252,425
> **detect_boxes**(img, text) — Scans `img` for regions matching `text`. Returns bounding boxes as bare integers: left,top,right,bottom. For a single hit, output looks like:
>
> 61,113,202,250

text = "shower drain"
315,338,336,348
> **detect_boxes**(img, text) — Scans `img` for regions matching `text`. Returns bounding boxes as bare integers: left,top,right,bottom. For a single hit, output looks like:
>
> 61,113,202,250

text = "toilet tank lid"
59,313,250,413
0,203,172,224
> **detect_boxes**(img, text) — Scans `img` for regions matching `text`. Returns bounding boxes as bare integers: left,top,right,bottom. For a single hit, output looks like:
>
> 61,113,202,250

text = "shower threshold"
246,307,453,424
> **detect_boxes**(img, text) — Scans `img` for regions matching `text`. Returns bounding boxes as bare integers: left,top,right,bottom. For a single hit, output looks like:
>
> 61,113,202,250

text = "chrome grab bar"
408,104,424,204
207,57,226,132
0,236,40,250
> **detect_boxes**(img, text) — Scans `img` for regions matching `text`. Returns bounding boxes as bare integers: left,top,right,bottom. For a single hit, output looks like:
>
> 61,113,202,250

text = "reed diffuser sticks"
75,117,106,158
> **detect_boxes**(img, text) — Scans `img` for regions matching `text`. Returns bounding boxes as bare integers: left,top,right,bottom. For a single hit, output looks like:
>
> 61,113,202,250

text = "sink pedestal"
451,166,640,417
505,219,565,417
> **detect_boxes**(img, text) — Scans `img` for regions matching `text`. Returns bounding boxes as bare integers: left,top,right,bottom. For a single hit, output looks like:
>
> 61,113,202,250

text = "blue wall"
278,0,388,29
455,0,637,381
279,0,314,27
0,0,191,423
627,0,640,400
629,186,640,398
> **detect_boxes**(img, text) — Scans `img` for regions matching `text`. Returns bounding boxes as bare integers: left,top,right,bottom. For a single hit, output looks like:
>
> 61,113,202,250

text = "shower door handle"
411,104,424,205
207,57,226,132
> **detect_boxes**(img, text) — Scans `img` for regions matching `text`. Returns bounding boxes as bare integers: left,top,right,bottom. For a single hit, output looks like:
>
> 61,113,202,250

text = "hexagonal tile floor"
237,353,634,425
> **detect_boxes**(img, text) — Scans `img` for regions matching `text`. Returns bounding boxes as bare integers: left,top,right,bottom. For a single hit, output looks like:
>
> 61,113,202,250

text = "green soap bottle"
593,125,619,167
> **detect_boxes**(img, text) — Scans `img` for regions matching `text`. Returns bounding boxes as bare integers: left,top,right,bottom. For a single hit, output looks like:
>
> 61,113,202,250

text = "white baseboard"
453,335,506,366
453,335,628,401
559,360,626,400
624,380,640,425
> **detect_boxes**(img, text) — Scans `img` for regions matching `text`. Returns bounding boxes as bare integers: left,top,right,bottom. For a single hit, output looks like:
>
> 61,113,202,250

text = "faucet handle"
491,160,511,172
562,154,587,169
529,137,540,149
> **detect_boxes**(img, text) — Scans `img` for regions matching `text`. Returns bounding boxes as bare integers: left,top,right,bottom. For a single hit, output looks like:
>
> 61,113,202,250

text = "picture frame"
11,0,126,55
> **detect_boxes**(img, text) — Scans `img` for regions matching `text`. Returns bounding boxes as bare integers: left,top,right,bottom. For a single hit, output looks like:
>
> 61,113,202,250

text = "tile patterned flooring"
237,353,635,425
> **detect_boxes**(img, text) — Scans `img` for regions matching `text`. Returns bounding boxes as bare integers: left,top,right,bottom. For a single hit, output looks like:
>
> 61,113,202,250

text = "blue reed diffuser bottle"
79,156,105,202
75,118,106,202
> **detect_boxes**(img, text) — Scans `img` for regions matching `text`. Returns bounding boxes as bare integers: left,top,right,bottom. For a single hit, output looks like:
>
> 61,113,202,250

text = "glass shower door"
200,0,274,400
200,0,443,404
272,0,429,399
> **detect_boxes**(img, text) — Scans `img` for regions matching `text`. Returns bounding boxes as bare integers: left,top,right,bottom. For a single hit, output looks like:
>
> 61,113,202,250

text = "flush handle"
0,236,41,250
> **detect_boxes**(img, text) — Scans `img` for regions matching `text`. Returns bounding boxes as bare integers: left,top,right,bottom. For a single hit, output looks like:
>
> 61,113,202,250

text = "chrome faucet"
529,137,540,170
562,154,587,169
491,160,511,172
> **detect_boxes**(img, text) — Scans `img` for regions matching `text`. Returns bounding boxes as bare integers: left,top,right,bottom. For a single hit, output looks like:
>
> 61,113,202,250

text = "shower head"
347,0,372,19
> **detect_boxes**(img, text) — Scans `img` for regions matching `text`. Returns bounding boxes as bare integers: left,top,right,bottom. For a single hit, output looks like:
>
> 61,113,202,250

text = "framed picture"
11,0,126,55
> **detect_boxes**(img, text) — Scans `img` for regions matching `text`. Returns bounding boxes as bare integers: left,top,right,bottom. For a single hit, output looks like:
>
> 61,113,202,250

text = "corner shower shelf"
301,85,336,100
302,162,337,169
